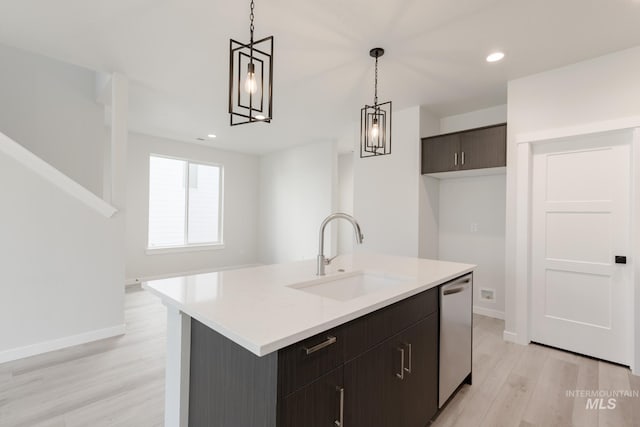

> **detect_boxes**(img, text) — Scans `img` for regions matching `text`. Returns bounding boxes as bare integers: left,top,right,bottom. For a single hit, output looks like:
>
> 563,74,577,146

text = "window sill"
146,243,225,255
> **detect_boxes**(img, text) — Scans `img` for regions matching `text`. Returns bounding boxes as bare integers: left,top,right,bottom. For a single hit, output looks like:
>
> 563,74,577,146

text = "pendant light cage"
361,47,392,158
229,0,273,126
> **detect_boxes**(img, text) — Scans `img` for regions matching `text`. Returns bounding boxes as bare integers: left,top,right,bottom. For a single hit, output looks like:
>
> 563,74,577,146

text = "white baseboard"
0,324,126,364
503,330,520,343
473,305,505,320
126,263,262,286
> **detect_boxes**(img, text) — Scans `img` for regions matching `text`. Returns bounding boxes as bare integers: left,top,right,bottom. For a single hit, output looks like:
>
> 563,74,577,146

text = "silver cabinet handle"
454,152,458,166
303,335,336,355
396,347,405,379
404,343,412,374
443,287,464,296
335,386,344,427
461,151,465,165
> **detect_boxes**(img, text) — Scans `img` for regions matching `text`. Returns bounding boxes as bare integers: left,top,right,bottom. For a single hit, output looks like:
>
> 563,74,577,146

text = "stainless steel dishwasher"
439,273,472,407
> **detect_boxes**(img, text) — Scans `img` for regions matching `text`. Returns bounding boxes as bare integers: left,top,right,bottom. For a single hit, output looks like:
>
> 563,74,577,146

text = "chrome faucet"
317,213,364,276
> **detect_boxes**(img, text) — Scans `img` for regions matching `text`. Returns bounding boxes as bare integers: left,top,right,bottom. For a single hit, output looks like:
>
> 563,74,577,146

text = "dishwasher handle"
442,275,471,294
443,287,465,296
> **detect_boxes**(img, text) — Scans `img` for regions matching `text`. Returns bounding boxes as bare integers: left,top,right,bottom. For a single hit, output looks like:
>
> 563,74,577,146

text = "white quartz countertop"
143,254,474,357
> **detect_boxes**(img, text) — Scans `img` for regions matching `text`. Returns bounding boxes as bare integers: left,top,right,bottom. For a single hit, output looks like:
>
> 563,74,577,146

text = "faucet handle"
324,255,337,266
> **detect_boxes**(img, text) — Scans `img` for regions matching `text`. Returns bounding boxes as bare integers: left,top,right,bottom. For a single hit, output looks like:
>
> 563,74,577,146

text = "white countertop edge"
144,265,474,357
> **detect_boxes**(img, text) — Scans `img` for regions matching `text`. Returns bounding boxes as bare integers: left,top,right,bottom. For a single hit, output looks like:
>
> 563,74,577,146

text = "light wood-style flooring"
1,286,638,426
0,286,166,427
432,316,640,427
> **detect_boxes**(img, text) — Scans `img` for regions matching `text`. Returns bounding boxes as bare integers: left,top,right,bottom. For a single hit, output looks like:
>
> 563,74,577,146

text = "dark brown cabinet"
421,123,506,174
279,289,438,427
279,367,344,427
188,282,463,427
344,313,438,427
343,334,403,427
421,133,460,174
398,315,439,426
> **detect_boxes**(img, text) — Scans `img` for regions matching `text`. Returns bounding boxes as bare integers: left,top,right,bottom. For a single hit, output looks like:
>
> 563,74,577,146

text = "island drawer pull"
335,386,344,427
303,335,337,355
404,342,412,374
396,347,405,380
443,287,464,296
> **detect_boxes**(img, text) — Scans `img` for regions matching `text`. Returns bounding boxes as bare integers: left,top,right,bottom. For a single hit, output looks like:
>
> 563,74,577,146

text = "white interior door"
531,130,632,365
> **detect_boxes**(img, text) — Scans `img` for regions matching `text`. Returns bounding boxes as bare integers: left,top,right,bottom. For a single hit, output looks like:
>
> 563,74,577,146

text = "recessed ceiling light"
207,134,217,139
486,52,505,63
255,115,266,120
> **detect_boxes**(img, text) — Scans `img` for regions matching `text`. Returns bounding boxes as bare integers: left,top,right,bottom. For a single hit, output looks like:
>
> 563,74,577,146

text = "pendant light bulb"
370,118,380,139
245,63,257,94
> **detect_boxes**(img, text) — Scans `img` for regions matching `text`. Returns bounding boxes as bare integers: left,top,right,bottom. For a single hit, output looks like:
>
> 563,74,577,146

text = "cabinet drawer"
278,328,344,397
343,287,438,361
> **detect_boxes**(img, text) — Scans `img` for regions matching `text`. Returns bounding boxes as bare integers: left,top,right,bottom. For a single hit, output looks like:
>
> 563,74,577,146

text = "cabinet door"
343,337,404,427
459,124,506,170
279,367,343,427
397,313,439,426
421,134,460,174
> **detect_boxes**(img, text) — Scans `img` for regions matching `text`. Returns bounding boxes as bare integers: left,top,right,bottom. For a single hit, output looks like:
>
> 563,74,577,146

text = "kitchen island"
144,253,474,427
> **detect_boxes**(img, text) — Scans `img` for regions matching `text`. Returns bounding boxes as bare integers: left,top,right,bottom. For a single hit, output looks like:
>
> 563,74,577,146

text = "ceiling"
0,0,639,154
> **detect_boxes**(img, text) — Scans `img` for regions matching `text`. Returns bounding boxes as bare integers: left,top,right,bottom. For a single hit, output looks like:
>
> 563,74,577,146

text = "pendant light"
229,0,274,126
361,48,392,157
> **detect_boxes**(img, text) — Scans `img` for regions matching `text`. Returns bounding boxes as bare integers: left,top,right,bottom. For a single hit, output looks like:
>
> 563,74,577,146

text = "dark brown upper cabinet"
421,123,506,174
421,133,460,174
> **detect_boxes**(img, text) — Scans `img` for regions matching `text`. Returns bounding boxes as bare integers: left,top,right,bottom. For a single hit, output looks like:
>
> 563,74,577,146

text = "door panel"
545,147,613,201
545,210,611,263
544,269,611,328
531,130,632,365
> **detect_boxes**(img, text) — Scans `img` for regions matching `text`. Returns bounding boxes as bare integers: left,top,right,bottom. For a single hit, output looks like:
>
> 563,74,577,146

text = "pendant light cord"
249,0,255,43
373,55,379,107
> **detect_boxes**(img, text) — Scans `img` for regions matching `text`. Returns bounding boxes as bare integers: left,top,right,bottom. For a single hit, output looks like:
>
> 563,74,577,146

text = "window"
148,155,223,250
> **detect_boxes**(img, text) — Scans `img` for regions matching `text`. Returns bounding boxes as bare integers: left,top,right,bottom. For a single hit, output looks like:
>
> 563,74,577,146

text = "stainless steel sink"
288,271,409,301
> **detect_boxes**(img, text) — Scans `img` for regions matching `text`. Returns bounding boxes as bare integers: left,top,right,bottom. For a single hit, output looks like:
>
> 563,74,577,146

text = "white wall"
418,107,441,259
0,43,105,196
439,175,506,316
337,153,355,255
259,141,337,264
440,105,508,134
505,45,640,369
126,133,260,281
436,105,508,317
354,106,421,257
0,137,124,362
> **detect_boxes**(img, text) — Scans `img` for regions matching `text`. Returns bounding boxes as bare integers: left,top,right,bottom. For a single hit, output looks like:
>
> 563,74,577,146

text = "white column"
109,73,128,210
165,306,191,427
